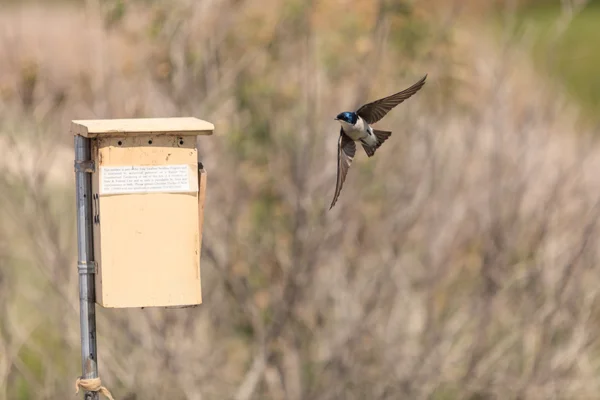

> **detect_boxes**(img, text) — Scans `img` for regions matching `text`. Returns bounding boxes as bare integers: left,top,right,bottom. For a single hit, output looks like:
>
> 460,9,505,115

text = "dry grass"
1,1,600,399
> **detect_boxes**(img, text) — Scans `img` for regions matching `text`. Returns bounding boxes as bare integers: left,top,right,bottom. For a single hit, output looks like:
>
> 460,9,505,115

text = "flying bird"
329,74,427,209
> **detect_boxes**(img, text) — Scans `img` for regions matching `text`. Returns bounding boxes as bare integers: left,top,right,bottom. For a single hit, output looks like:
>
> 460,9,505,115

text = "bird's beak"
334,117,339,120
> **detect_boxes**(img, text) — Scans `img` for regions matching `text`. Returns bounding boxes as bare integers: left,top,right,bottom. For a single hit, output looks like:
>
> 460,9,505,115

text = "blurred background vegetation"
1,0,600,399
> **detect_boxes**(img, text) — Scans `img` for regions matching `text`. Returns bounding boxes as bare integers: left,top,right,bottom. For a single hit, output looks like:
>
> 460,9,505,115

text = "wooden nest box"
71,117,213,308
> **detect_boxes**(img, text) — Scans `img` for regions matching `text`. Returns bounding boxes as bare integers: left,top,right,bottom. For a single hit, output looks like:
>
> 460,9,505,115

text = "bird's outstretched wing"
330,130,356,210
356,74,427,125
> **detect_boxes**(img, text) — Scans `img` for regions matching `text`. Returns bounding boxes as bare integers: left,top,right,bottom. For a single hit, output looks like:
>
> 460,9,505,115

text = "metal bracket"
92,193,100,225
74,160,96,173
78,261,98,275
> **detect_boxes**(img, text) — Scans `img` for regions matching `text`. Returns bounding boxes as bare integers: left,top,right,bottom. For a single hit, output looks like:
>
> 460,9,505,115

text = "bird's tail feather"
361,130,392,157
373,130,392,148
362,143,375,157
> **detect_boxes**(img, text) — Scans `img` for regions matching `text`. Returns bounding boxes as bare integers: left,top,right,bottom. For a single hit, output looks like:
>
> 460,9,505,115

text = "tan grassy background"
1,0,600,399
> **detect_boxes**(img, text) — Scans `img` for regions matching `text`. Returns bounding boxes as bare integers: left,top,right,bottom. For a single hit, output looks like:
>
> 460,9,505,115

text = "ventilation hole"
179,139,184,145
148,139,153,145
117,141,122,146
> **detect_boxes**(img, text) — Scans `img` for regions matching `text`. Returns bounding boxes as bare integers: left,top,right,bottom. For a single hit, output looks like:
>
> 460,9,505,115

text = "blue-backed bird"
330,74,427,209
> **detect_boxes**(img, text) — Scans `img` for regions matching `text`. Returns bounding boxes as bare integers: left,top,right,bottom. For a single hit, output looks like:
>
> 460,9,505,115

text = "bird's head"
335,111,358,125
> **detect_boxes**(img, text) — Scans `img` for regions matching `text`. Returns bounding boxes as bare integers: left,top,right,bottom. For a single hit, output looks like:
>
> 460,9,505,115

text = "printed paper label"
100,165,194,195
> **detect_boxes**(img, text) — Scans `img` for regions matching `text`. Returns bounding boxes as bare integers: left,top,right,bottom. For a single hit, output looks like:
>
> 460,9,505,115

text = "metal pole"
74,135,99,400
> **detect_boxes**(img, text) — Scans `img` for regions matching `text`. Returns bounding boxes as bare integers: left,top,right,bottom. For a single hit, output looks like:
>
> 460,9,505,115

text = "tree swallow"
330,74,427,209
